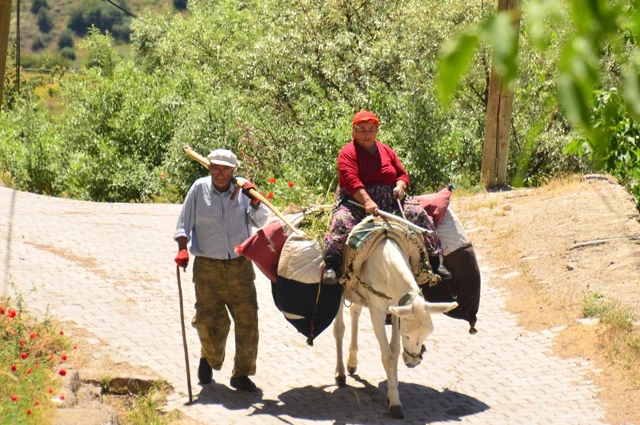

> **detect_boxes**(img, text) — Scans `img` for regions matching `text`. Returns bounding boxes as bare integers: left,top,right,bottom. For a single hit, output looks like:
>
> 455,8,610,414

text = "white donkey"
334,236,457,419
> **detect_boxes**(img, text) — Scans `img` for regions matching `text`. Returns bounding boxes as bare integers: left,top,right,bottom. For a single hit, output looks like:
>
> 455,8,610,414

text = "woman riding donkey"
323,110,452,285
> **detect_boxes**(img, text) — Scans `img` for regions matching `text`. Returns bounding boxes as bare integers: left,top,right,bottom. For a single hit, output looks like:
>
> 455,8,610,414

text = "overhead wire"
103,0,137,18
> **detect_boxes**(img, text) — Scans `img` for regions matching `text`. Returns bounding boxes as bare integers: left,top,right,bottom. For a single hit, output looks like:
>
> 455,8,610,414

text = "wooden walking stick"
183,145,304,235
176,264,193,404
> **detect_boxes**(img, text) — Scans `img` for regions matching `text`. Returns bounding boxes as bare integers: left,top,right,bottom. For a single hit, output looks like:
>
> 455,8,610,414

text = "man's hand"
174,249,189,268
236,177,260,205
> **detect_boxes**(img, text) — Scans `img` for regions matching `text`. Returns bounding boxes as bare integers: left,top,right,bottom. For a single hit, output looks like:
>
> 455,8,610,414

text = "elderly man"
174,148,269,392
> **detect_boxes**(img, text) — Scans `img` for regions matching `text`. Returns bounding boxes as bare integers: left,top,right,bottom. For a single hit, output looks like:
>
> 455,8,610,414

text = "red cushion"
414,187,452,227
235,220,289,282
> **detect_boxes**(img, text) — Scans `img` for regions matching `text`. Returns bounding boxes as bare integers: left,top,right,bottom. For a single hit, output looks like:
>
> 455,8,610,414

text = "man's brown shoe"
230,376,257,392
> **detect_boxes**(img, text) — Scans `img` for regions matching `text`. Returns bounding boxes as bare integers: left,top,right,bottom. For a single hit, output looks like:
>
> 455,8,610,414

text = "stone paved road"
1,186,607,425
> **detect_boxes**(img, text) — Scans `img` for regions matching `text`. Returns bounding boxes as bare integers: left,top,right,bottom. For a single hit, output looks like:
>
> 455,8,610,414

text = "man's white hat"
207,149,238,167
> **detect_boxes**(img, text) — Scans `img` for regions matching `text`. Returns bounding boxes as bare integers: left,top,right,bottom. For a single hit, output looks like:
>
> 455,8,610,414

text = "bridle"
404,344,426,360
396,292,427,361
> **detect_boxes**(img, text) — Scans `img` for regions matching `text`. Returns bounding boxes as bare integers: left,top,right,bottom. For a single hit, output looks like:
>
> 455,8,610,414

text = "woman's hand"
363,198,379,215
393,181,407,200
355,188,379,215
393,185,405,200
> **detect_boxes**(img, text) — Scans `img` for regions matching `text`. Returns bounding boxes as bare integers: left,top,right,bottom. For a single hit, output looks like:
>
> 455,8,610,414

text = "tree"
58,29,74,49
173,0,187,10
436,0,640,202
30,0,48,15
36,8,54,33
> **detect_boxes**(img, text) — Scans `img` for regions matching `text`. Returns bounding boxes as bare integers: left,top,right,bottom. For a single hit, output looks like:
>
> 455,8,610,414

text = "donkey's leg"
369,307,403,419
389,314,402,416
334,300,347,387
347,303,362,375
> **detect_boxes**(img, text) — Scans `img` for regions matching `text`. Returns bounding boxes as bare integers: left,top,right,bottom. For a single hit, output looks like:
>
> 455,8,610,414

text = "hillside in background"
6,0,185,69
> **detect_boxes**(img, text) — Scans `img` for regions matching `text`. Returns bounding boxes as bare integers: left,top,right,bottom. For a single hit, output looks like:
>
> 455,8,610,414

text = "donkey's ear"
389,305,413,317
424,301,458,314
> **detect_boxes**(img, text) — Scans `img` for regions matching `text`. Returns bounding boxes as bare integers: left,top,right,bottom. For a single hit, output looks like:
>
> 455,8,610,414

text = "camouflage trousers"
191,256,259,378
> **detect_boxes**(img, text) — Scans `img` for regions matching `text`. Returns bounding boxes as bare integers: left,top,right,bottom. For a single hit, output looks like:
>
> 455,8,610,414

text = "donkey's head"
389,297,458,368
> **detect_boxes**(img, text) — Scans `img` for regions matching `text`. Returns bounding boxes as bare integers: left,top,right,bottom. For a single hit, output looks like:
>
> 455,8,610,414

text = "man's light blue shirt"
174,177,269,260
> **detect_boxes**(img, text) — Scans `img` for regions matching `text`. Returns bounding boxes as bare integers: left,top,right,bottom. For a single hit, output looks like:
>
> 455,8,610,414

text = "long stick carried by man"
183,145,304,235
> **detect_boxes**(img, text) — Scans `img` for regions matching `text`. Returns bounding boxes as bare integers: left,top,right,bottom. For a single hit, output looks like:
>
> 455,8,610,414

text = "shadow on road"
193,374,488,424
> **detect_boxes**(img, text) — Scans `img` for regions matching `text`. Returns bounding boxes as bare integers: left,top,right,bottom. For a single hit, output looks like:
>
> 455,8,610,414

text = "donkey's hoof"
389,405,404,419
389,406,404,419
347,365,357,375
335,375,346,388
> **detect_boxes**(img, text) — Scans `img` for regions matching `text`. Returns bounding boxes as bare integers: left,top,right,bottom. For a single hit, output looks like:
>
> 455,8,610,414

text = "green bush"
5,1,635,205
31,36,47,52
0,103,65,196
36,8,54,33
60,47,76,61
58,30,74,49
30,0,49,15
173,0,187,10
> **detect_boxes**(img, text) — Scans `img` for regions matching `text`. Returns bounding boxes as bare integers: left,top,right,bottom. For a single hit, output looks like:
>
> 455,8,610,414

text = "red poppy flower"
267,192,274,199
59,369,67,377
160,173,166,179
0,306,5,314
29,332,37,339
60,395,65,400
11,365,17,371
61,355,67,361
73,345,77,350
20,340,25,346
35,401,40,406
26,368,32,374
7,309,16,318
49,355,54,361
34,363,39,369
268,178,276,184
48,389,53,394
11,394,18,402
288,181,294,188
27,410,32,415
59,330,64,335
20,353,27,359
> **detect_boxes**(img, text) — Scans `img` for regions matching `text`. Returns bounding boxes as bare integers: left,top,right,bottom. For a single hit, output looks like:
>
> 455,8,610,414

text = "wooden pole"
0,0,12,110
15,0,18,94
481,0,520,188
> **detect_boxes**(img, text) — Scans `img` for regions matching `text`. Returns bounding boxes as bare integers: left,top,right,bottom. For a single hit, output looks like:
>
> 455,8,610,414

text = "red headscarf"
352,110,379,127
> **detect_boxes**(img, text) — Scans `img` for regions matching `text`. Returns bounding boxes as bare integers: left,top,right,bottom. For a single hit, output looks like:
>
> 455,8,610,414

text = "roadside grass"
103,383,183,425
583,293,640,384
0,298,69,424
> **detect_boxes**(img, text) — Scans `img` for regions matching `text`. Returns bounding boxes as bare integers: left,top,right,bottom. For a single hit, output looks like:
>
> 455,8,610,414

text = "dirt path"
451,174,640,425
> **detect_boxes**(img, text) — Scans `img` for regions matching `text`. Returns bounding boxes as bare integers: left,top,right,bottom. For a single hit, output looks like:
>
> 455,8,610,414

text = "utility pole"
481,0,520,188
15,0,18,93
0,0,12,111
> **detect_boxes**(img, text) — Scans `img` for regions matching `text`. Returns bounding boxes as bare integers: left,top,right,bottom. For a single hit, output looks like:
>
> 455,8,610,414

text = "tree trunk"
0,0,11,111
481,0,520,188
